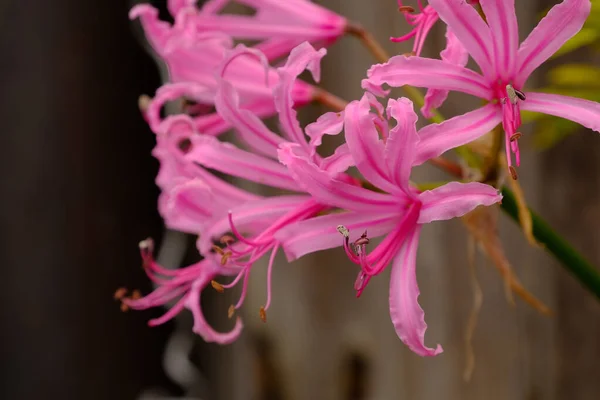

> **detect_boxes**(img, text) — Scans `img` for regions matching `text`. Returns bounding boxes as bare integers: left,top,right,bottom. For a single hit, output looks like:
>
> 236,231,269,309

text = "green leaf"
547,64,600,88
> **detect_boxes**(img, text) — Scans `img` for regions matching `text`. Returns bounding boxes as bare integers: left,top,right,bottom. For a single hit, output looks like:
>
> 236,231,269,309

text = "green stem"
500,187,600,300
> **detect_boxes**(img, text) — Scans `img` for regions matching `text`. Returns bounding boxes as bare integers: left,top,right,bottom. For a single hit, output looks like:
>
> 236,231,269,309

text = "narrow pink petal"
275,212,398,261
385,98,419,190
255,38,304,61
305,111,345,148
516,0,591,87
422,27,469,118
364,56,492,100
428,0,493,75
186,135,298,191
520,92,600,133
389,226,442,357
415,104,501,165
130,4,170,49
215,80,283,158
196,195,312,255
319,143,354,174
344,96,401,195
418,182,502,224
159,178,215,233
278,143,401,213
274,42,326,148
479,0,519,80
186,265,244,344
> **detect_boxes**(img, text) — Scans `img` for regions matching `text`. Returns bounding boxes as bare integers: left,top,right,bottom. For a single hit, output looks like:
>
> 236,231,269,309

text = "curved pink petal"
215,80,283,158
422,27,469,118
516,0,591,88
159,178,215,233
275,211,398,261
278,143,401,213
130,4,171,49
389,226,442,356
385,98,419,191
186,135,298,191
186,264,244,344
418,182,502,224
274,42,325,149
428,0,493,75
520,92,600,133
479,0,519,80
364,56,492,100
415,104,501,165
319,143,354,174
344,96,401,195
305,111,345,148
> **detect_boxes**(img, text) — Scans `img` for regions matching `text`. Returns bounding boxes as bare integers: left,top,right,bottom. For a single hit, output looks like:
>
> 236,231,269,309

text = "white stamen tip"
337,225,349,238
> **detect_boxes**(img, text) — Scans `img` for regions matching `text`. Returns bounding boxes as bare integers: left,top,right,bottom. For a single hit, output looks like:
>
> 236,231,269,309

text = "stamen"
337,225,350,238
509,166,518,180
228,304,235,319
354,271,368,292
403,51,416,57
506,84,524,105
211,280,225,293
220,235,235,245
510,132,522,142
212,245,225,255
259,306,267,323
398,5,415,13
514,89,526,101
114,287,128,300
263,245,279,311
131,290,142,300
138,94,151,113
220,251,232,266
120,303,129,312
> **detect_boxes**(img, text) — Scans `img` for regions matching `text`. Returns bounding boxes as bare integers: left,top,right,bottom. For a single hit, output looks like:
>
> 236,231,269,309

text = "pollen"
228,304,236,319
114,287,128,300
259,306,267,323
211,280,225,293
398,5,415,13
131,290,142,300
509,166,518,180
219,235,235,245
212,245,225,255
337,225,350,238
510,132,522,142
220,251,232,266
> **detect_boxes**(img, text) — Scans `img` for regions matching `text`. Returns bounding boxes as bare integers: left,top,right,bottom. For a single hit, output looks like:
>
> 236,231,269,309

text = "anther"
120,303,129,312
337,225,350,238
259,306,267,323
228,304,235,319
138,94,151,113
398,5,415,13
403,51,416,57
211,280,225,293
114,287,128,300
510,132,522,142
220,251,232,266
509,166,518,180
212,245,225,255
220,235,235,245
514,88,526,101
131,290,142,300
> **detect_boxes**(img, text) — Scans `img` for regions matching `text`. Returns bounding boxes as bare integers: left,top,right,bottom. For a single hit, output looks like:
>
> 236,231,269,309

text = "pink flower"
190,0,347,60
364,0,598,175
130,42,352,331
276,94,501,356
121,239,244,344
130,4,316,136
392,1,439,56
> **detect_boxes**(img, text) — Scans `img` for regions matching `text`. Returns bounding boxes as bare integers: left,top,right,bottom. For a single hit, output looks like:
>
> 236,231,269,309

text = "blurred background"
1,0,600,399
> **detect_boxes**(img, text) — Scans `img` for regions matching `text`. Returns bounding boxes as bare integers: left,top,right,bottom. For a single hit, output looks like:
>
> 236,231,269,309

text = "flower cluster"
121,0,598,356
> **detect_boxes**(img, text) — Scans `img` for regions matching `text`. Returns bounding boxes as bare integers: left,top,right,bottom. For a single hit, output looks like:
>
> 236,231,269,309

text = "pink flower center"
491,80,525,177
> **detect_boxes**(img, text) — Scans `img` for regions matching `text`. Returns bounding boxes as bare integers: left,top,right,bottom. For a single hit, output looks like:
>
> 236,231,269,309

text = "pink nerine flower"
277,94,502,356
364,0,599,176
189,0,347,60
131,4,316,136
121,239,243,344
